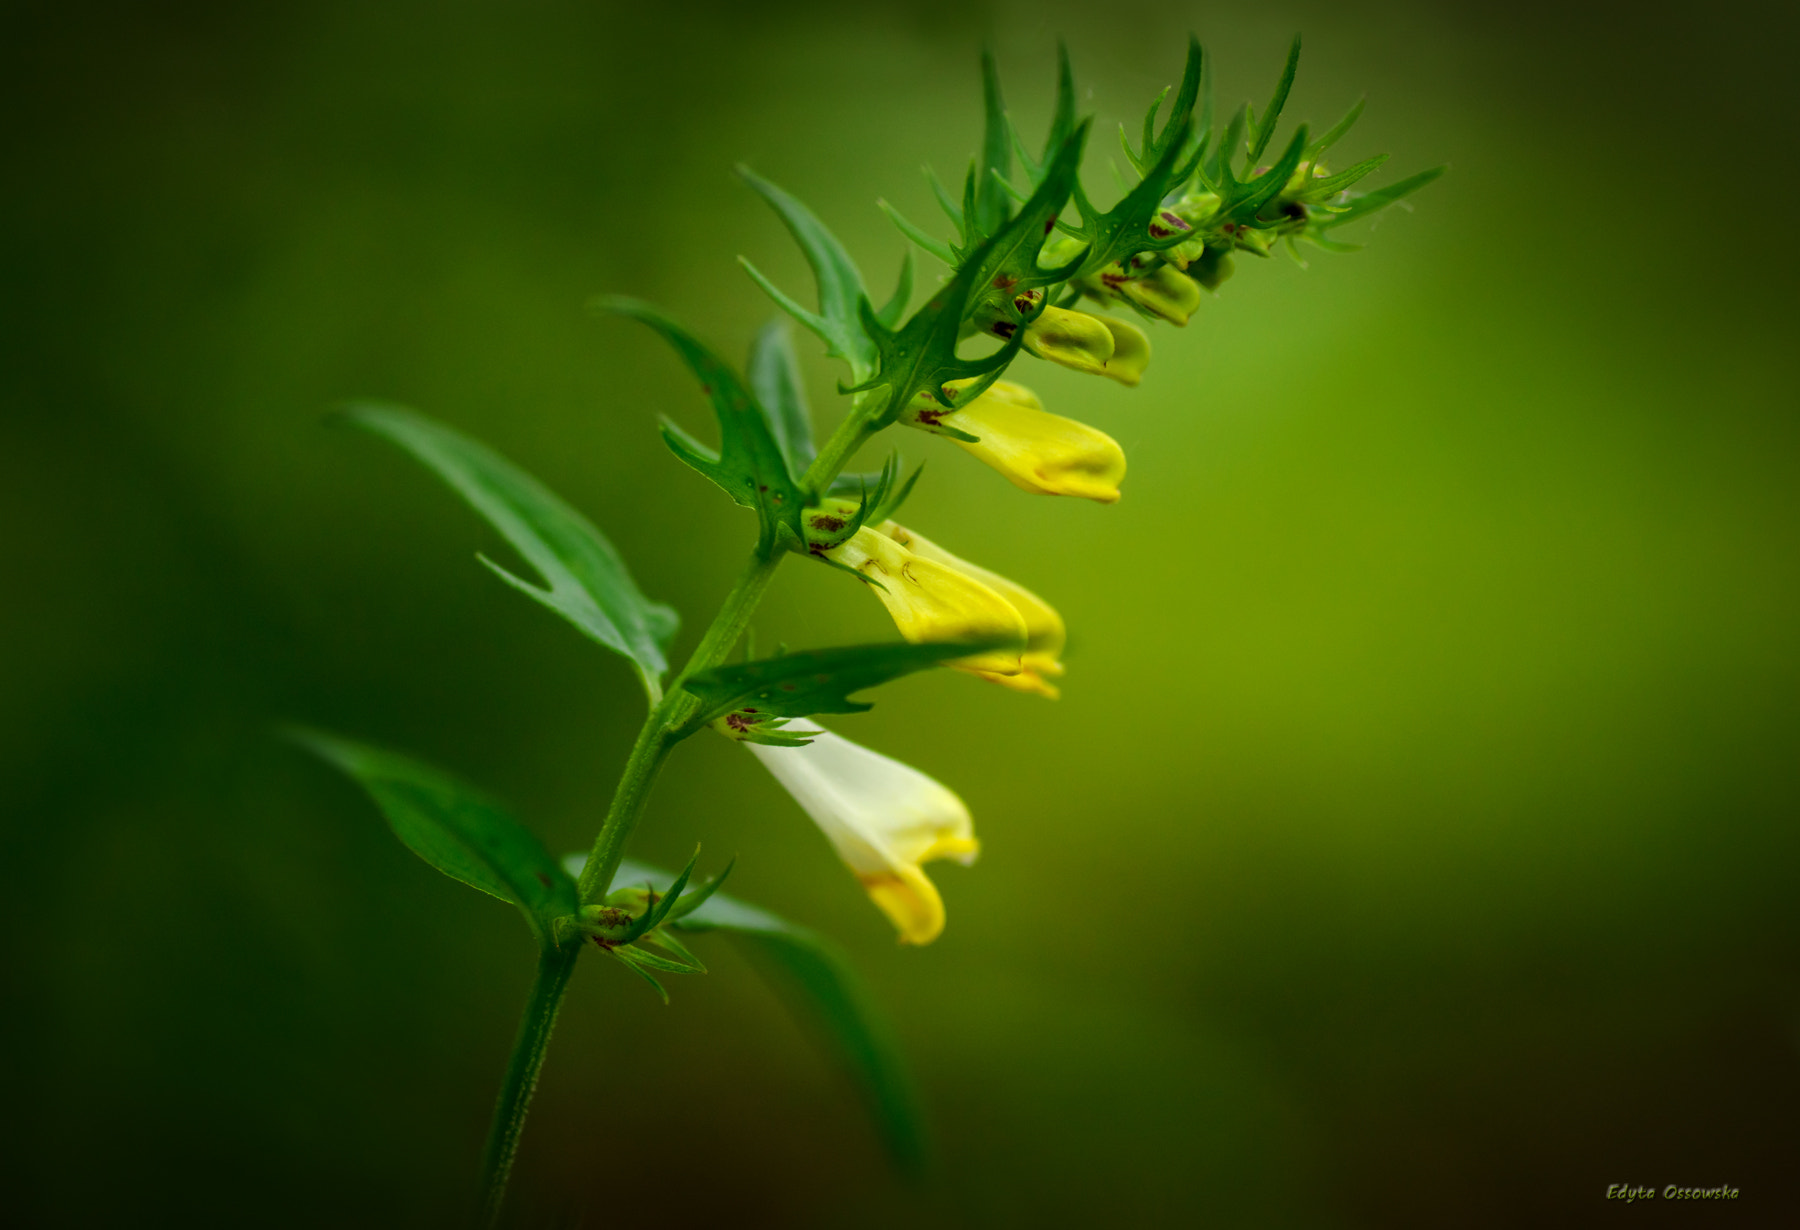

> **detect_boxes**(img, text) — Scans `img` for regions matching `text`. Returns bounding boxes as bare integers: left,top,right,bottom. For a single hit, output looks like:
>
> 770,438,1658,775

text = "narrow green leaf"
1308,97,1365,161
597,299,806,548
1246,34,1302,167
878,199,956,266
923,164,968,239
341,403,677,699
747,320,816,475
682,638,1010,730
576,856,928,1176
975,47,1013,238
1320,165,1447,229
1043,42,1078,172
735,166,877,379
1300,152,1389,199
293,730,578,946
876,249,915,329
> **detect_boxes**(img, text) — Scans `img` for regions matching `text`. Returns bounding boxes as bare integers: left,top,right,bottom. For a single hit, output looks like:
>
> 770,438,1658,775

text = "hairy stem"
478,942,580,1230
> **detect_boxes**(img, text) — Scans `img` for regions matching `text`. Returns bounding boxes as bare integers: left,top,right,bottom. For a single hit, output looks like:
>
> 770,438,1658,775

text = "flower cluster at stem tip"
674,33,1439,944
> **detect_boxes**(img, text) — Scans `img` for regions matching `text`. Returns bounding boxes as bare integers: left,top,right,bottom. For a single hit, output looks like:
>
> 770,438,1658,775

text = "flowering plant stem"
477,410,873,1226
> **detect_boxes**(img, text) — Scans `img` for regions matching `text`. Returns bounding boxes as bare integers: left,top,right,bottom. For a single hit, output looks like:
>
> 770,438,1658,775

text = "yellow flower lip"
746,727,977,944
920,379,1125,504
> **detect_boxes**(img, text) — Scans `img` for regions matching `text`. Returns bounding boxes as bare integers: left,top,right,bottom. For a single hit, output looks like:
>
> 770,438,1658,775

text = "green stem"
576,544,784,906
479,409,873,1225
477,942,579,1230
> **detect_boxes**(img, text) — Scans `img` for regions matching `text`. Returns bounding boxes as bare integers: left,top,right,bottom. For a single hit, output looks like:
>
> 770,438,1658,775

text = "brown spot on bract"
992,321,1016,339
535,872,552,888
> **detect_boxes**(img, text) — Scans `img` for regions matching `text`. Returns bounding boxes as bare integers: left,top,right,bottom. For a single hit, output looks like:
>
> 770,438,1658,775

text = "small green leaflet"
735,166,881,383
1245,34,1302,167
682,639,1009,733
597,298,806,550
1317,165,1448,230
973,46,1013,240
567,854,930,1175
747,319,816,478
293,729,579,949
341,403,678,702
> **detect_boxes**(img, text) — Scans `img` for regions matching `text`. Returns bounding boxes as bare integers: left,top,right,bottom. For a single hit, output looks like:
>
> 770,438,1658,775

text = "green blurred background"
6,0,1798,1225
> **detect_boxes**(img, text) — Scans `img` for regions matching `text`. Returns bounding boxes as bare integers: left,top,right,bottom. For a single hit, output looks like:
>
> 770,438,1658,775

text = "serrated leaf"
682,639,1010,730
844,232,1026,424
341,403,677,701
1226,125,1309,223
1246,35,1302,167
1319,165,1447,229
1070,120,1200,277
735,166,878,380
293,730,578,948
568,855,928,1175
747,319,816,476
598,299,806,549
961,121,1091,331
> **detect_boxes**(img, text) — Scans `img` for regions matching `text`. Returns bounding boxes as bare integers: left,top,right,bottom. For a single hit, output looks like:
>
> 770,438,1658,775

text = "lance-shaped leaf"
342,403,677,700
293,730,579,948
747,319,816,477
566,854,930,1175
1307,97,1365,162
1316,165,1448,230
1007,42,1077,190
736,166,878,381
973,46,1013,239
960,121,1091,335
682,638,1012,732
1245,35,1302,168
598,299,806,548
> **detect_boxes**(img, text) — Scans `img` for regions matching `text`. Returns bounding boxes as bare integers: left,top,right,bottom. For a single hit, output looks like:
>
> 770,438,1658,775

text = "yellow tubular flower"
926,381,1126,504
824,527,1027,676
880,521,1066,699
1087,313,1151,386
747,727,978,944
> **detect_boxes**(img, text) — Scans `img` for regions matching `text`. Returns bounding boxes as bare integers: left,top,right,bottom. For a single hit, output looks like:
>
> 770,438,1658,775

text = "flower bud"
1189,246,1235,291
1086,313,1151,386
1021,305,1115,376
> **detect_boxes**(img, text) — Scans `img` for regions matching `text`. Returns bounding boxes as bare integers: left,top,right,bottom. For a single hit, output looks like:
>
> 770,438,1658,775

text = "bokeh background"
5,0,1798,1225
